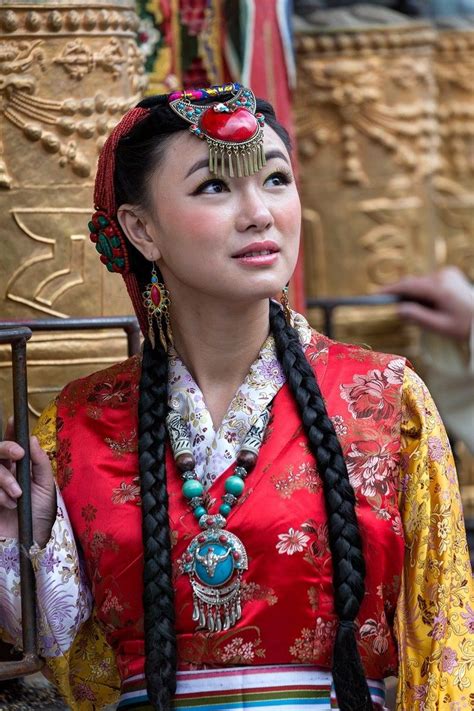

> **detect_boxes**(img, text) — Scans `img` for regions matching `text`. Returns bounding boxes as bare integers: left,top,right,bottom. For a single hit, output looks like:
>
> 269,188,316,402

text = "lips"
232,241,279,258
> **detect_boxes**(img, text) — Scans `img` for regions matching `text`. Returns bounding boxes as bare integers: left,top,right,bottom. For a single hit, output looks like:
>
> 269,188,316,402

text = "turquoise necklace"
166,409,269,633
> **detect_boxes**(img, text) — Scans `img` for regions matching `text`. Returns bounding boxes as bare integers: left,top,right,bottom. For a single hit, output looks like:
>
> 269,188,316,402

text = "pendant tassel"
236,151,242,178
243,152,249,177
228,151,234,178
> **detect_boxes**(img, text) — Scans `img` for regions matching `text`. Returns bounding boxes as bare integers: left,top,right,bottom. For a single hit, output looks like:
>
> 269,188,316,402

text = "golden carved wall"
294,19,474,515
294,23,439,356
0,0,146,423
434,29,474,279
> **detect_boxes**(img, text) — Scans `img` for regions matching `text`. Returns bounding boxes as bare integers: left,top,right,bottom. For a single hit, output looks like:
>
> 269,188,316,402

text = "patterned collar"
167,310,312,489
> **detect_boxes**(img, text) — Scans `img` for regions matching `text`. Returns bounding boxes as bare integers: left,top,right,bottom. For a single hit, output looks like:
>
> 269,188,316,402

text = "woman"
0,84,472,711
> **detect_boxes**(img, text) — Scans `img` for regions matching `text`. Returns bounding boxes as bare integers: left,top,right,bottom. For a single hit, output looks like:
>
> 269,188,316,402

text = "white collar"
167,310,312,489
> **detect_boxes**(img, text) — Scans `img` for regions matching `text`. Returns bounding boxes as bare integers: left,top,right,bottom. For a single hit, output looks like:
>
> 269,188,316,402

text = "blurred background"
0,1,472,705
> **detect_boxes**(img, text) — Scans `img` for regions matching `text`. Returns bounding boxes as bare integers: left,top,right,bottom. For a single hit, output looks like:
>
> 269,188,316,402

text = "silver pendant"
183,515,248,632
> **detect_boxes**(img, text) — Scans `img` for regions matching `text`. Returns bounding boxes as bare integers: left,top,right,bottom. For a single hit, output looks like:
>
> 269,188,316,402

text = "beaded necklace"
166,409,270,632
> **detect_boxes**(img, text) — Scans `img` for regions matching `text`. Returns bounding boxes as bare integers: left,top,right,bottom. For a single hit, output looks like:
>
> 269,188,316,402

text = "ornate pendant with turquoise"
183,514,248,632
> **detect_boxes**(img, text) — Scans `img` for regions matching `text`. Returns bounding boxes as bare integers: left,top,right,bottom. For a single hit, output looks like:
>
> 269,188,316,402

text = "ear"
117,204,162,262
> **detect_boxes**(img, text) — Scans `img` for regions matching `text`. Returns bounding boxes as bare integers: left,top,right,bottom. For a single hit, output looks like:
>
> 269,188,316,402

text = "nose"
235,188,274,233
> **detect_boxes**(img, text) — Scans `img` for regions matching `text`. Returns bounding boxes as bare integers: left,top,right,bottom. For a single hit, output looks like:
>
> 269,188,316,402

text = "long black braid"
269,300,373,710
115,94,373,710
138,335,176,709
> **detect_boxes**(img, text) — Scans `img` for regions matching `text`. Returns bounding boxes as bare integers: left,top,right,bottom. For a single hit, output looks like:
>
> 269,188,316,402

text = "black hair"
114,95,372,711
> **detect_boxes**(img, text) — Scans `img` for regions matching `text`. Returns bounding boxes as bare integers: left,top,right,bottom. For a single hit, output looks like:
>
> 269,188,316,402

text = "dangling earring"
142,264,173,350
280,285,292,326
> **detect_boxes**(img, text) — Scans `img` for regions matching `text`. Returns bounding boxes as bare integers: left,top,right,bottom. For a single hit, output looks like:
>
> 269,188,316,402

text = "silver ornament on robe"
182,515,248,633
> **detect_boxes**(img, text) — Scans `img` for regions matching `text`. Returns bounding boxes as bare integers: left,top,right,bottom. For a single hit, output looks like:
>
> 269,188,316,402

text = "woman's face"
126,124,301,306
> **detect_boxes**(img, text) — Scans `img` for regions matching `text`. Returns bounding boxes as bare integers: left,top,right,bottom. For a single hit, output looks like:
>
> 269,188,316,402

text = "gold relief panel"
294,24,439,352
434,30,474,280
0,0,145,423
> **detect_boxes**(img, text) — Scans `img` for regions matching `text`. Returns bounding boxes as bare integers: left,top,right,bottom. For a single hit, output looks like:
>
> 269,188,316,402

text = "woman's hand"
0,419,56,548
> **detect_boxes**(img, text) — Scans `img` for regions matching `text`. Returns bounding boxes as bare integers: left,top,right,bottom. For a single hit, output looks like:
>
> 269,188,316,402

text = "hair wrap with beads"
89,106,150,335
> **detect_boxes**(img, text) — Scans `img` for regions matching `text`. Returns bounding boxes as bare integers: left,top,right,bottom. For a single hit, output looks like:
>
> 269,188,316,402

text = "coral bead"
200,107,258,143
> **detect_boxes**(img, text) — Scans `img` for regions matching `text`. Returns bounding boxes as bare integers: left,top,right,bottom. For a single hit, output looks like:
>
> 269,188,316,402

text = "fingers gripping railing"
0,316,140,680
0,327,42,680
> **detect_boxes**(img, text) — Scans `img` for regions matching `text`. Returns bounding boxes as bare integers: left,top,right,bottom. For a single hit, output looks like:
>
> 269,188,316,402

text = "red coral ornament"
200,107,258,143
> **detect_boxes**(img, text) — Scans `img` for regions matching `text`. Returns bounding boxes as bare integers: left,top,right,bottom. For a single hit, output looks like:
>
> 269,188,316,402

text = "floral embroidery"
345,438,399,498
340,368,397,421
111,478,141,505
301,520,331,568
308,586,322,612
217,636,265,663
460,604,474,634
271,462,320,499
331,414,348,436
81,504,97,522
290,619,338,662
360,616,391,655
105,429,137,458
56,437,73,489
240,581,278,606
87,379,134,407
276,528,310,555
0,544,20,576
383,358,405,385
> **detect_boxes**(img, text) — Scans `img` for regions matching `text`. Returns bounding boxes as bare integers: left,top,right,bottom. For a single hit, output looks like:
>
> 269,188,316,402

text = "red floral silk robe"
56,334,405,684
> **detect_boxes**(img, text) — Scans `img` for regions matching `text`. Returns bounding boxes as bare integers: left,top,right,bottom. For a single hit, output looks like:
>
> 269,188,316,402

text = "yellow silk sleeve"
395,368,474,709
33,400,120,711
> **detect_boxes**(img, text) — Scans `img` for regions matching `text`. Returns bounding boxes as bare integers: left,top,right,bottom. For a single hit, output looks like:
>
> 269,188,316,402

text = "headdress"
88,83,266,335
168,83,265,178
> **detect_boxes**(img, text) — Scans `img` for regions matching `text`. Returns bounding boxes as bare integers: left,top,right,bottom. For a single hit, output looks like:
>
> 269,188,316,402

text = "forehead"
158,124,290,179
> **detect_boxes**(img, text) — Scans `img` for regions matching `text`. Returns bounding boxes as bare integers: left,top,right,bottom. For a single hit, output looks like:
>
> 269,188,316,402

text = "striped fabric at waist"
117,664,387,710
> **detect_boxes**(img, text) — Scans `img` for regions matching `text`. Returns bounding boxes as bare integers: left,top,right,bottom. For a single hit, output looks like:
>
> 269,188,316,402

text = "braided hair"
114,96,373,710
269,301,373,710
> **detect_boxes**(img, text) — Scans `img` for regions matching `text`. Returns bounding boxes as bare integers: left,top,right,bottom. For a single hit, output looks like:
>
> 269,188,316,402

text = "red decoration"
150,284,162,307
57,336,406,682
200,107,258,143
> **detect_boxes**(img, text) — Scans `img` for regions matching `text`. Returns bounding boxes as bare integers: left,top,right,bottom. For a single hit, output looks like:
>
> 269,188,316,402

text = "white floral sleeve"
0,485,93,657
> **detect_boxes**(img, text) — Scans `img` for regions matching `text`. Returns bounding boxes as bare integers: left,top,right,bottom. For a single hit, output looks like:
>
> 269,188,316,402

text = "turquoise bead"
225,475,245,496
193,506,206,520
219,503,232,517
182,479,204,499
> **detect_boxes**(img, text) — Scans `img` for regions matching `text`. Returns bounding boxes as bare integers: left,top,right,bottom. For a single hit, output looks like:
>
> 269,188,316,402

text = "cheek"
157,201,231,266
276,192,301,242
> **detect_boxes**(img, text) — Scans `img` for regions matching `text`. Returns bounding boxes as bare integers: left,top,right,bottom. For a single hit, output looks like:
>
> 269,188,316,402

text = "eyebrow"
184,148,290,179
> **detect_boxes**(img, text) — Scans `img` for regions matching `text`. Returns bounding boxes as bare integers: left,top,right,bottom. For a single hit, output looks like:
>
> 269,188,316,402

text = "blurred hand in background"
382,266,473,342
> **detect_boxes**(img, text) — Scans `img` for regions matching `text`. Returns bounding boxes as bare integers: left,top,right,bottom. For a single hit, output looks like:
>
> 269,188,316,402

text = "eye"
264,170,293,187
193,178,229,195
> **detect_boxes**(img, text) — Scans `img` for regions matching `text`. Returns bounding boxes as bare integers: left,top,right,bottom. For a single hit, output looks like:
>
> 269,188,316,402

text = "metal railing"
306,294,400,339
0,316,141,358
0,316,140,680
0,327,42,680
